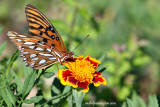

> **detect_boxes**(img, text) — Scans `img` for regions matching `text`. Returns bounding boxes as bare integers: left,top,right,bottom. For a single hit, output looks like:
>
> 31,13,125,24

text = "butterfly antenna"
72,35,89,52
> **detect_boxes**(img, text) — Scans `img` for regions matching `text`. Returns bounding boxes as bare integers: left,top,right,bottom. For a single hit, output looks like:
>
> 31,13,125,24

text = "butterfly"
7,4,73,69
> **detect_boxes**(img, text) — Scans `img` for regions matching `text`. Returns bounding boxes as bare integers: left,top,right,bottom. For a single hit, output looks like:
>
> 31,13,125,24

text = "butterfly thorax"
58,51,74,63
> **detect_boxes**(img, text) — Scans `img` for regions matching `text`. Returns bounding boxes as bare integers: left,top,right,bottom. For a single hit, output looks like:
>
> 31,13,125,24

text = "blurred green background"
0,0,160,106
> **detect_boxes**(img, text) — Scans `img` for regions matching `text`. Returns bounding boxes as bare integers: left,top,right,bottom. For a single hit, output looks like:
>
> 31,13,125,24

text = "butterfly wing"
8,31,62,69
25,4,66,52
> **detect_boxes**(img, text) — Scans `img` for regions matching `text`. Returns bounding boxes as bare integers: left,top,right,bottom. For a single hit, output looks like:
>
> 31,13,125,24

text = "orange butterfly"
7,4,73,69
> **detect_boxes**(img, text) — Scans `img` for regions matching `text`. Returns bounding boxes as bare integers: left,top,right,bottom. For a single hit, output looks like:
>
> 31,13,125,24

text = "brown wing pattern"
7,31,60,69
25,4,66,52
21,42,58,69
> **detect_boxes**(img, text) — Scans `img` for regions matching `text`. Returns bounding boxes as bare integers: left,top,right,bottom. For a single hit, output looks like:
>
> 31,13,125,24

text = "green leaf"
148,95,159,107
5,85,17,106
132,92,146,107
43,72,55,78
22,63,34,78
22,71,37,98
6,50,19,77
0,88,12,107
72,89,85,107
63,85,71,94
23,96,43,104
52,85,61,95
126,98,136,107
122,101,127,107
0,41,7,56
10,70,23,92
67,95,73,107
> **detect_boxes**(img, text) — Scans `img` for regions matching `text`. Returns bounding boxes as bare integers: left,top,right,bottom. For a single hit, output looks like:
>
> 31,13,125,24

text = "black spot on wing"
51,44,55,47
43,38,48,43
51,35,55,39
56,37,59,41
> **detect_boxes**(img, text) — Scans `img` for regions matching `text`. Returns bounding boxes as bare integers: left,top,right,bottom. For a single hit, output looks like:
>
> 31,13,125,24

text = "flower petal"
93,76,107,87
94,72,102,76
84,55,101,68
73,56,83,60
67,76,79,88
58,69,72,85
77,81,89,92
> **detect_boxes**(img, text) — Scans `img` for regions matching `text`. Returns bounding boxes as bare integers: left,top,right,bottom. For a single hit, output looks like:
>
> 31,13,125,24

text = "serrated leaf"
23,96,43,104
132,92,146,107
23,62,34,78
10,70,23,92
52,85,61,95
22,71,37,98
0,41,7,56
67,95,73,107
6,50,19,77
148,95,159,107
5,85,17,106
0,88,12,107
126,98,136,107
63,85,71,94
122,101,127,107
72,89,85,107
43,72,55,78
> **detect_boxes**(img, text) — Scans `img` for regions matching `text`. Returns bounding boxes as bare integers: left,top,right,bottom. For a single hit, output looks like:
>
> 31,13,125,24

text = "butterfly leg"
57,64,59,71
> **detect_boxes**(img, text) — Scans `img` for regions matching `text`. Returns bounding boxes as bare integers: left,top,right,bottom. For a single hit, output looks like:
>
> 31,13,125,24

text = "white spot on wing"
24,42,35,45
23,58,27,60
23,52,29,54
47,48,51,52
30,62,35,67
39,53,53,56
49,58,56,60
7,32,16,36
35,47,44,51
29,46,35,49
14,32,18,35
54,51,61,58
39,59,46,64
30,54,37,58
25,63,29,66
16,39,21,42
9,37,15,39
31,57,39,61
19,35,26,37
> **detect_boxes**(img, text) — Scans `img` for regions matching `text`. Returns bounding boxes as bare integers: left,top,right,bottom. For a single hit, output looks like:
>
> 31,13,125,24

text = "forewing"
25,4,66,52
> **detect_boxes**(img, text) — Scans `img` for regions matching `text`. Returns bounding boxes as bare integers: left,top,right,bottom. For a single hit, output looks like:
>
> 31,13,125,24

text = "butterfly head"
59,51,74,63
65,51,74,59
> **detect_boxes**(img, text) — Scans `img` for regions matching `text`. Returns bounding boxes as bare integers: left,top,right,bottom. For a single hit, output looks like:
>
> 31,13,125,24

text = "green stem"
6,50,19,78
42,91,71,106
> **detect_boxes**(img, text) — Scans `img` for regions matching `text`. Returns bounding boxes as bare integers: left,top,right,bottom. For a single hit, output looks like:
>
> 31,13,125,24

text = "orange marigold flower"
58,55,107,92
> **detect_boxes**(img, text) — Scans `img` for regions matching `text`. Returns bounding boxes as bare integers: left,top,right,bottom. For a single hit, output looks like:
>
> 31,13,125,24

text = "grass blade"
0,41,7,56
